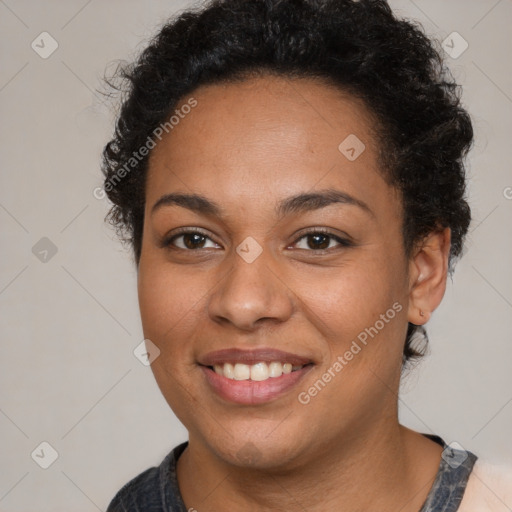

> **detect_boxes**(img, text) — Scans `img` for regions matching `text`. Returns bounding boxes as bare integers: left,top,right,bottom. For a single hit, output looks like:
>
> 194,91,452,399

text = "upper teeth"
213,362,303,381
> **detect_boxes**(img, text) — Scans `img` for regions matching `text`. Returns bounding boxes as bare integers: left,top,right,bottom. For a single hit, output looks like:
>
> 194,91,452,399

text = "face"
138,75,412,469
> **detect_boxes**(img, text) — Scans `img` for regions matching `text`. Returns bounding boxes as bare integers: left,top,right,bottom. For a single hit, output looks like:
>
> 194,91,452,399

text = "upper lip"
199,348,313,367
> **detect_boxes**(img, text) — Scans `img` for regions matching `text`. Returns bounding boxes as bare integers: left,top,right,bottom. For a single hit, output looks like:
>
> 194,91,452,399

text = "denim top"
107,434,477,511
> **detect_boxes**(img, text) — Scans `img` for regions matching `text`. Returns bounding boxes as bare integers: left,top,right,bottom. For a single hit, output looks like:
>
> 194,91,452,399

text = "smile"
212,361,305,381
198,348,314,405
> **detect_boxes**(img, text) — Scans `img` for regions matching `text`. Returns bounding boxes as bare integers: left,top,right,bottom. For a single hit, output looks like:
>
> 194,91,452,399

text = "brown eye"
293,230,352,252
181,233,207,249
164,230,220,250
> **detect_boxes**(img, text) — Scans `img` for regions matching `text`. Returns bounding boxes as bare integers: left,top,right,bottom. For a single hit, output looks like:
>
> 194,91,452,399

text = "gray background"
0,0,511,510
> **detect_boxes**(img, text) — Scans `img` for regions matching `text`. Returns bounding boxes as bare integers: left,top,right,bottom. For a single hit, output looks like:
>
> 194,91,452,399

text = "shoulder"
106,442,188,512
107,464,162,512
459,460,512,512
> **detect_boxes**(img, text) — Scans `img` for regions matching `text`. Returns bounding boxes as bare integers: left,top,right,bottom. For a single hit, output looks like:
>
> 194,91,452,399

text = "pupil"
185,233,205,249
309,234,328,250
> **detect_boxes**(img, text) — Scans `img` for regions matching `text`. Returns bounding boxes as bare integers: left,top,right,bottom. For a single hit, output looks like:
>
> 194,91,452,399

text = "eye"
162,228,352,252
163,229,220,250
292,229,352,252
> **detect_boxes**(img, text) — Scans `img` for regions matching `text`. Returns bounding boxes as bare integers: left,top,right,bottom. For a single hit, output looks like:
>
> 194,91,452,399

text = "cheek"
291,257,407,420
291,249,409,406
137,258,208,421
137,257,204,358
291,252,406,341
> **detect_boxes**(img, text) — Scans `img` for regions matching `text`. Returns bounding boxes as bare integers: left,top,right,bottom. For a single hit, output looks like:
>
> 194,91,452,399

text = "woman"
101,0,511,510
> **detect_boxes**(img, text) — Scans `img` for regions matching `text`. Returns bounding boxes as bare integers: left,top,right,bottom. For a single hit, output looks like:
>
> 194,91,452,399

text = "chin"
201,425,311,472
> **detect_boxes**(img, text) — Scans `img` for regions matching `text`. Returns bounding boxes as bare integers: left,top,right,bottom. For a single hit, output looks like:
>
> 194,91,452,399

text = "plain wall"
1,0,511,510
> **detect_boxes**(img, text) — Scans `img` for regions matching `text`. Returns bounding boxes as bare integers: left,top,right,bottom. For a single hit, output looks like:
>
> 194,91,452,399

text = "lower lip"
201,365,313,405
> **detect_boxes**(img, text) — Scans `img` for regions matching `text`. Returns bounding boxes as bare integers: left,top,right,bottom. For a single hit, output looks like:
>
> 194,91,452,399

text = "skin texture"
137,75,451,511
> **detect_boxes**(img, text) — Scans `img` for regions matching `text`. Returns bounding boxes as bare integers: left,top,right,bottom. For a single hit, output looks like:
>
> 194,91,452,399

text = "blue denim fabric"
107,435,477,511
107,443,189,512
419,435,477,512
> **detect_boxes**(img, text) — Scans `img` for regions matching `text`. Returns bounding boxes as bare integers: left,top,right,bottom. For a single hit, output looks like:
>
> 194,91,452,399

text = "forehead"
145,74,391,215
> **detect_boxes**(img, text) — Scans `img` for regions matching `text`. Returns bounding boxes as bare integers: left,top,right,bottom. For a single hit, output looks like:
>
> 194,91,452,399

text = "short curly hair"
101,0,473,364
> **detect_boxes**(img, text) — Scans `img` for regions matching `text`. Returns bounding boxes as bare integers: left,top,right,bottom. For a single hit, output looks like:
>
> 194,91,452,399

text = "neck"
176,420,442,512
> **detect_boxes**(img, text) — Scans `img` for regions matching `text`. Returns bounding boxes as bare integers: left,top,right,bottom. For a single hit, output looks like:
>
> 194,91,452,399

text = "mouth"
198,348,314,405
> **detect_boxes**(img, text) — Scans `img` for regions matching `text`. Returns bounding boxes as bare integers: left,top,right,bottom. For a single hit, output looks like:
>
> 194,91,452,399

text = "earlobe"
407,228,451,326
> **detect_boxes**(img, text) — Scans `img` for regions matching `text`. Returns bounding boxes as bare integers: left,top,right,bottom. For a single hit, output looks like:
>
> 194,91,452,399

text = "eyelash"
162,227,353,253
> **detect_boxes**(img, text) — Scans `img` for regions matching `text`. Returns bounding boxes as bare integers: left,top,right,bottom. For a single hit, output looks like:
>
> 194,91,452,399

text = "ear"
407,227,451,325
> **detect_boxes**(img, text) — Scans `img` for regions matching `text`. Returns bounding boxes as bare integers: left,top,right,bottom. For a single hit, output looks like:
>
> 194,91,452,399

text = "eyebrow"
151,188,374,219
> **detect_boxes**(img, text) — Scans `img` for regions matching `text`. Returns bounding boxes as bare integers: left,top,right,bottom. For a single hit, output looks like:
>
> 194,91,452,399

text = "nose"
207,244,294,331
